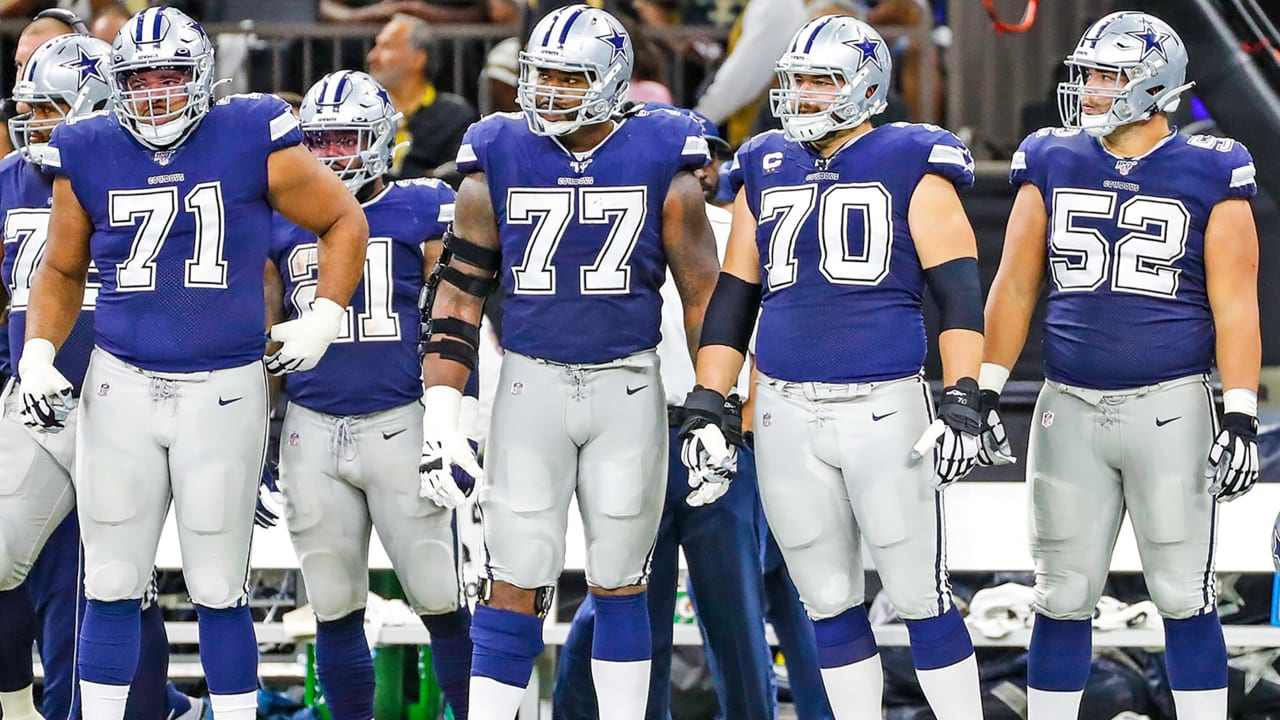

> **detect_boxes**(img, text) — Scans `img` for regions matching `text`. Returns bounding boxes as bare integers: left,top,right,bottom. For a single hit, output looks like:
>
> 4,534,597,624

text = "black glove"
1207,411,1259,502
917,378,982,486
976,389,1015,466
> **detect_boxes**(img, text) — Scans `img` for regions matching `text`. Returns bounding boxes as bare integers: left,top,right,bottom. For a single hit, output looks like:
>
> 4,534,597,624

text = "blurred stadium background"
3,1,1280,718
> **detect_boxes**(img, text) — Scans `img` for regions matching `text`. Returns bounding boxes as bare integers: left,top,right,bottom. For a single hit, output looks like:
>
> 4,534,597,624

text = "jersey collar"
549,117,627,161
1093,126,1178,161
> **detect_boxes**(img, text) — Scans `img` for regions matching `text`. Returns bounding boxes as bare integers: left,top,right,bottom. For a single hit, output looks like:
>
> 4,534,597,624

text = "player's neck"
560,119,617,154
811,122,874,158
357,177,386,204
1099,115,1171,158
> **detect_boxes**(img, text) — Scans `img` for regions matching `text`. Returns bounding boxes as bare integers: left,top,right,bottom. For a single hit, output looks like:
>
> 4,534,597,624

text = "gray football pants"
482,349,667,591
0,379,77,591
76,348,266,608
1029,374,1218,621
752,372,953,621
279,399,460,621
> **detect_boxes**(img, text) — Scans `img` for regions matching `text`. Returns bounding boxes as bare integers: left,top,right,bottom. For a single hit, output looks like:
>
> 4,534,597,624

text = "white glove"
681,424,737,508
976,365,1016,467
264,298,346,375
1206,413,1259,502
420,385,484,509
18,339,76,433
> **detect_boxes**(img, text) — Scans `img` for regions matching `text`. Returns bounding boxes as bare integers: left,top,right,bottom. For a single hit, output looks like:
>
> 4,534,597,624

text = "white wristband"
1223,388,1258,417
21,338,56,367
424,385,463,434
978,363,1010,394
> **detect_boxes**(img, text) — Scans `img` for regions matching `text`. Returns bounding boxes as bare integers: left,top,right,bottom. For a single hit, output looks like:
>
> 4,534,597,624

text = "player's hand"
679,386,740,507
264,298,346,375
1206,411,1259,502
254,467,283,529
18,339,76,434
910,378,982,487
976,389,1016,466
419,386,484,509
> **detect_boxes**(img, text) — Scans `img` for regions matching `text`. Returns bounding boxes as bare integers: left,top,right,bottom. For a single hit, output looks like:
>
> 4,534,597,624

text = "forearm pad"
925,257,983,333
698,272,761,353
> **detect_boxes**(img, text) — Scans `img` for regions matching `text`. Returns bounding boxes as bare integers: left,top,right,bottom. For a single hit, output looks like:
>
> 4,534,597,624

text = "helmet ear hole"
864,84,878,100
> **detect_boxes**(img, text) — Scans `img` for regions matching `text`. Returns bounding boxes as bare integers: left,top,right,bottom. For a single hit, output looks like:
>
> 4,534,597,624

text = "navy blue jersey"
0,152,97,392
731,123,975,383
46,93,302,373
270,179,454,416
1011,128,1256,389
455,108,710,363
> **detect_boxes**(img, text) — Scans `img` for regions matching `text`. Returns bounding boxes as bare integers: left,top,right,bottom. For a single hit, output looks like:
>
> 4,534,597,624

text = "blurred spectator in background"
321,0,517,24
90,2,128,42
0,0,117,19
479,36,519,114
693,0,807,142
368,12,478,178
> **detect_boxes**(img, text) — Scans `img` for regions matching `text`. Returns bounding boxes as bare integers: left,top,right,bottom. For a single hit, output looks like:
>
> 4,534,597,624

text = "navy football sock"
316,609,374,720
421,609,472,720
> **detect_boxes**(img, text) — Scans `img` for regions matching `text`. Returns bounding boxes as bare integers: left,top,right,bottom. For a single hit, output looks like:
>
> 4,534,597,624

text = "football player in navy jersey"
681,16,987,719
420,5,720,718
980,12,1260,720
266,70,472,720
19,8,369,720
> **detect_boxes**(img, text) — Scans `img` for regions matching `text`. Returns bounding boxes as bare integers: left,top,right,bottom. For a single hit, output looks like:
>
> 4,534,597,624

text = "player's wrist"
20,338,57,369
1223,387,1258,418
309,297,346,329
978,362,1010,394
424,384,464,434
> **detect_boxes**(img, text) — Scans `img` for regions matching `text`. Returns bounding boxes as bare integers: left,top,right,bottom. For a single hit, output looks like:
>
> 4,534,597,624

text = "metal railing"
0,16,938,126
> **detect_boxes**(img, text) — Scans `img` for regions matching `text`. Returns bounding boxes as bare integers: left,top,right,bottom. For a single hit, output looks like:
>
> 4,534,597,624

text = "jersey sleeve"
251,94,302,154
917,125,974,189
1220,140,1257,201
45,119,84,180
456,116,501,175
728,144,748,198
1009,129,1050,190
675,115,711,173
425,180,457,238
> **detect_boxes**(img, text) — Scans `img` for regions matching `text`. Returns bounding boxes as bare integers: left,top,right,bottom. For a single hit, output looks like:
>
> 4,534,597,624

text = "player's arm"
908,172,985,482
980,182,1046,388
692,187,760,397
26,177,90,349
20,176,92,431
679,187,762,506
909,173,983,386
662,170,721,360
1204,197,1262,501
264,145,369,374
417,172,497,503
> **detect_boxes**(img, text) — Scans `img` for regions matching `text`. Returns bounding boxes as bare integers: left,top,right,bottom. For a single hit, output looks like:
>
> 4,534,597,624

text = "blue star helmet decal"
375,85,393,110
596,27,628,63
843,36,883,72
1126,22,1171,62
60,46,105,89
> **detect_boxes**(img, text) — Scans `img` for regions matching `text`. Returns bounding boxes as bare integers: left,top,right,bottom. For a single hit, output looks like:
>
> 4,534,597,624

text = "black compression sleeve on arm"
698,272,762,353
924,256,984,333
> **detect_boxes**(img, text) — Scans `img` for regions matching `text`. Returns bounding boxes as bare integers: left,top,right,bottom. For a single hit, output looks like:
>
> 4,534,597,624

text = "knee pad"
1035,569,1095,620
798,573,860,620
478,578,556,619
184,568,245,610
85,560,142,601
299,551,366,621
1146,572,1206,620
400,539,458,615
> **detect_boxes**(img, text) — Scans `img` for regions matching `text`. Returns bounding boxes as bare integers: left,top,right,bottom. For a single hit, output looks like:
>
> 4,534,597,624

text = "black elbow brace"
698,273,761,353
417,227,499,368
925,257,983,333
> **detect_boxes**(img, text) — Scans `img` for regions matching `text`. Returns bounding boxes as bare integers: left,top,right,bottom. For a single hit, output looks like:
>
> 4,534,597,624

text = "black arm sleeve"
698,272,762,353
924,256,984,333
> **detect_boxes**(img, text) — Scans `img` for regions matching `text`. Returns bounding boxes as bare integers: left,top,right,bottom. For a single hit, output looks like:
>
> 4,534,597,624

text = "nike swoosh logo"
218,396,242,406
1155,416,1181,427
872,411,898,422
626,385,648,396
382,429,407,440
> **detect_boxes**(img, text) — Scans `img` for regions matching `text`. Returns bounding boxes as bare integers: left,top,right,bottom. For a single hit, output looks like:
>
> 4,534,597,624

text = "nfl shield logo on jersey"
1115,159,1138,176
153,150,175,166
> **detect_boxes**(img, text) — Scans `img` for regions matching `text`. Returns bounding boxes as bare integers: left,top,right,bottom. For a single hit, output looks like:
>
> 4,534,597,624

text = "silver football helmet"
771,15,891,143
518,4,634,136
300,70,402,195
9,34,112,167
1058,11,1192,137
109,6,215,149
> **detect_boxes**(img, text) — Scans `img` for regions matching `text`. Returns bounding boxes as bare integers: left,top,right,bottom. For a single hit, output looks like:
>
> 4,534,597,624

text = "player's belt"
757,371,923,403
1047,373,1209,407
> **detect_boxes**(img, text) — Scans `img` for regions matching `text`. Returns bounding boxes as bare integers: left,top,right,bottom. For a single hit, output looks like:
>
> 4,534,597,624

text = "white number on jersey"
287,237,400,343
111,182,229,291
4,208,98,310
1050,189,1189,298
508,187,647,295
758,182,894,291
